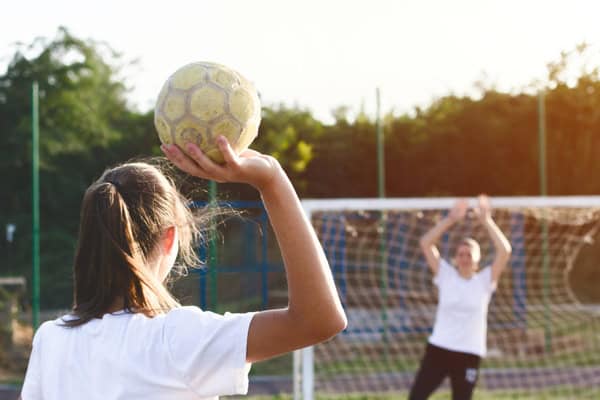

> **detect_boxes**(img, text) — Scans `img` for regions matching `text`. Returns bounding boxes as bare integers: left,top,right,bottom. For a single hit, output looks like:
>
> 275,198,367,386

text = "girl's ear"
162,226,177,254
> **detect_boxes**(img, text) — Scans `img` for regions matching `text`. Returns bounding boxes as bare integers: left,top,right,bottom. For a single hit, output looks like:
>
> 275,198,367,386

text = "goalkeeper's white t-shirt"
21,306,255,400
428,259,496,357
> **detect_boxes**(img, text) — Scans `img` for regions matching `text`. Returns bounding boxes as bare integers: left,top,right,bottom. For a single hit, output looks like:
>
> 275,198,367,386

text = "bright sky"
2,0,600,123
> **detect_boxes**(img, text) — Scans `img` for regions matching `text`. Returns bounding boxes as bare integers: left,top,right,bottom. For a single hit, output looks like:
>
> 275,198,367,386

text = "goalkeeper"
408,195,512,400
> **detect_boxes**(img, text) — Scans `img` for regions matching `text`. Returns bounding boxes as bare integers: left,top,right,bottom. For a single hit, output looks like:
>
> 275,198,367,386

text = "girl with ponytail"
21,137,347,399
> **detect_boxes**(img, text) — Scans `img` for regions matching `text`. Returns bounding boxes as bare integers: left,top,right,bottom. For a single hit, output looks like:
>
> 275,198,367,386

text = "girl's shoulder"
438,258,458,277
476,266,493,279
433,258,457,287
163,306,256,343
30,316,69,345
477,266,497,291
164,305,250,329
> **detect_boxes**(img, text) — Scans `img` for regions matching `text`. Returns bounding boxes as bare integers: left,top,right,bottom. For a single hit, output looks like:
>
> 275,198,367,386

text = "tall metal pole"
538,91,547,197
208,180,218,310
538,91,551,352
376,88,385,198
376,88,389,358
31,82,40,330
208,181,218,311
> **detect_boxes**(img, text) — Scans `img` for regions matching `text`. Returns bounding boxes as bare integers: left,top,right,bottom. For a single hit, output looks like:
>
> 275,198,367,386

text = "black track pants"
408,343,481,400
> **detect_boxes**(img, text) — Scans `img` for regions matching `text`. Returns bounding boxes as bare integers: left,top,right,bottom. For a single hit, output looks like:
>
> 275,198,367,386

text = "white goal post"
293,196,600,400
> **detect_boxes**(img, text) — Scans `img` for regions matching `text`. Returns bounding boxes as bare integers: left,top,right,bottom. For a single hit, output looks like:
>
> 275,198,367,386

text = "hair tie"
106,180,122,193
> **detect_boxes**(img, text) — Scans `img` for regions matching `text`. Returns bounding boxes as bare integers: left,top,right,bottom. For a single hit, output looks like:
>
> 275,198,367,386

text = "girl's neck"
458,267,477,279
107,297,125,313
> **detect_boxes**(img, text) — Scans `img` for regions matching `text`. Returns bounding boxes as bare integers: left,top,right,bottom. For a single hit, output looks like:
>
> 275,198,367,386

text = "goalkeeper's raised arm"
474,194,512,285
419,198,468,277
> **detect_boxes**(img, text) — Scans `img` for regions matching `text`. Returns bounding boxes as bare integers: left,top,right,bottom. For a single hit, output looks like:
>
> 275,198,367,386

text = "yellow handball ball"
154,62,261,163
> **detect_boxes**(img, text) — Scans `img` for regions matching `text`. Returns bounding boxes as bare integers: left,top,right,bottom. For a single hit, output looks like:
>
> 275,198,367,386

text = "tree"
0,27,141,308
253,104,324,194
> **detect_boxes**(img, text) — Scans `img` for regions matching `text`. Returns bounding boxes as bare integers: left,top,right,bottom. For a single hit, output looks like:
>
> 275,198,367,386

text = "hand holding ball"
154,62,261,163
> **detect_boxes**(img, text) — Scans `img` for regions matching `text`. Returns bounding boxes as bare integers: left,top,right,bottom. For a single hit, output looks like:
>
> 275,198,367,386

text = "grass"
306,318,600,374
238,386,600,399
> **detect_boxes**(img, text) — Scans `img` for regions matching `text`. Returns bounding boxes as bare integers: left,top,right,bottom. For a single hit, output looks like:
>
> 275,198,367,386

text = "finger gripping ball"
154,62,261,163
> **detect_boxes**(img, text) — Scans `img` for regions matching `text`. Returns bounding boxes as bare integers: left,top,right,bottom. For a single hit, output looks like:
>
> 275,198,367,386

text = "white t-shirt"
428,259,496,357
21,306,255,400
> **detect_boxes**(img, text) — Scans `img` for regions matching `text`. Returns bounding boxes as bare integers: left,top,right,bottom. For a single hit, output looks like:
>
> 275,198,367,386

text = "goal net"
295,197,600,399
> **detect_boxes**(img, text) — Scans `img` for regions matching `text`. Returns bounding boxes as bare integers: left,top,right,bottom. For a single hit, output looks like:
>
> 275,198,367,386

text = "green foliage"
253,105,323,193
0,28,149,308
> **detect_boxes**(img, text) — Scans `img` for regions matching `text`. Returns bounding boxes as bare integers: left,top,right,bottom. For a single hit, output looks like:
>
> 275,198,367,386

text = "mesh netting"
309,206,600,397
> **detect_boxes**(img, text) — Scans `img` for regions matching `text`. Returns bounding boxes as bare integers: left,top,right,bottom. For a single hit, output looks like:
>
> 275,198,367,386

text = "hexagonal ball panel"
170,63,207,90
190,86,226,122
155,117,173,145
156,82,169,110
162,93,186,121
174,118,208,149
229,87,257,123
208,66,239,90
212,117,241,142
236,121,260,152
